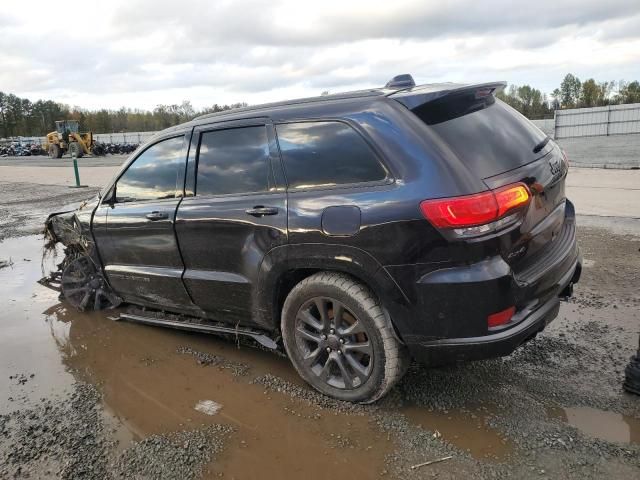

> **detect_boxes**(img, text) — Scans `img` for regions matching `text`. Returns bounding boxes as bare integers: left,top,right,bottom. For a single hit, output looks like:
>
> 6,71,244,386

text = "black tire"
281,272,409,403
48,144,61,159
69,142,83,158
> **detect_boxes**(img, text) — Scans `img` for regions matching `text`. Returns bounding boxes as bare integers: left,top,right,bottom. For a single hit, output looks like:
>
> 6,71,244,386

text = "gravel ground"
0,382,232,480
177,345,251,376
0,181,98,240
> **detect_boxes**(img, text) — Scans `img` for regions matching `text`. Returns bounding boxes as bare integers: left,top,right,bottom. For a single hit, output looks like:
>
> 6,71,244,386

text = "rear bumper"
406,256,580,365
386,201,582,365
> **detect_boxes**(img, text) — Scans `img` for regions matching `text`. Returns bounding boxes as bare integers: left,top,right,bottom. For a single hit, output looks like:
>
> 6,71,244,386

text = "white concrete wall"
556,134,640,169
555,103,640,139
531,119,555,136
93,131,157,144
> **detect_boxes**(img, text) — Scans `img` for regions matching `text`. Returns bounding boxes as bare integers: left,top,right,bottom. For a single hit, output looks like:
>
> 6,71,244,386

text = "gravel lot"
0,174,638,479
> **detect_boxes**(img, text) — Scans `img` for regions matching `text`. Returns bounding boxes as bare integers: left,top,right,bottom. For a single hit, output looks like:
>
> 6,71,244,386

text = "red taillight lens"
420,190,497,228
487,306,516,328
494,184,530,218
420,183,530,229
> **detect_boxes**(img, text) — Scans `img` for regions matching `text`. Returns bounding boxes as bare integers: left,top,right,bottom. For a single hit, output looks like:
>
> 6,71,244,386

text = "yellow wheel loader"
45,120,94,159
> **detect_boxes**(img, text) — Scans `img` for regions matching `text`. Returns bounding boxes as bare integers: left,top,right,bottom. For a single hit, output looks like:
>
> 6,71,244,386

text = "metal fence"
531,119,555,137
554,103,640,139
2,131,158,146
93,131,157,144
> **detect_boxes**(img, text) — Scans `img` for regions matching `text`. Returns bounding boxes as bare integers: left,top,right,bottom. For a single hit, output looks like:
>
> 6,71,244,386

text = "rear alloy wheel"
282,272,408,403
61,256,121,311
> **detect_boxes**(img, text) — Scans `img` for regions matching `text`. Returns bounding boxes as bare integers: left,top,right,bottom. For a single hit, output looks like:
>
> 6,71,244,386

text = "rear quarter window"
413,97,547,179
275,121,388,189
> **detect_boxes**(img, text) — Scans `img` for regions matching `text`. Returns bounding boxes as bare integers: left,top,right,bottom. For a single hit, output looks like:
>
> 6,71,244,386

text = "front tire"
68,142,83,158
48,144,62,159
281,272,408,403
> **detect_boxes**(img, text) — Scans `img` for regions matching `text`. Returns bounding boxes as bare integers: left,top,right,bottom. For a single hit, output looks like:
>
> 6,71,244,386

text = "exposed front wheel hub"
61,256,121,311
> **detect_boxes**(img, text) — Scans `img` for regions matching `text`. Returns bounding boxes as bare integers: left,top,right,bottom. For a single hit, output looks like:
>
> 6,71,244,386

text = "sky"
1,0,639,111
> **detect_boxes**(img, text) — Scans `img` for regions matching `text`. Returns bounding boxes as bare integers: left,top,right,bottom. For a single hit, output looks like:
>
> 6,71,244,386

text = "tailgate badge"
549,156,563,179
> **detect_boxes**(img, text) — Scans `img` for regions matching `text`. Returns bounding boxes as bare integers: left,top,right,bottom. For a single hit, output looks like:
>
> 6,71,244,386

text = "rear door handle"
245,206,279,217
145,211,169,221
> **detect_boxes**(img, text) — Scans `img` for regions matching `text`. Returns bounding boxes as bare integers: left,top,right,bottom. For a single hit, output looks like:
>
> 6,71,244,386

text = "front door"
99,133,195,310
175,121,287,326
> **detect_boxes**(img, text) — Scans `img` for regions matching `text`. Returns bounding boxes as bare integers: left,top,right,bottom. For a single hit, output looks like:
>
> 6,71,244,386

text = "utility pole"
68,149,87,189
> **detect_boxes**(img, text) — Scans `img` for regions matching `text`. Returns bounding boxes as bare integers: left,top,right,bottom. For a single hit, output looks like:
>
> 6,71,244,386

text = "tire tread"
282,271,409,403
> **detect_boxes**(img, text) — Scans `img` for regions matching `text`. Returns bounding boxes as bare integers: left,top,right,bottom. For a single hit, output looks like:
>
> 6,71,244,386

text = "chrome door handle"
145,211,168,221
245,206,278,217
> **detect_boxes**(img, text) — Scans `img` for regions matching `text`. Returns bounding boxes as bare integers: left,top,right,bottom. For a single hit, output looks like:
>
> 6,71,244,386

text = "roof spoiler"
389,81,507,110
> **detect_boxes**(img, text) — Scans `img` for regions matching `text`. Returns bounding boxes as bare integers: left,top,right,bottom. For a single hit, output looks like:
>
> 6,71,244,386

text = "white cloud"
1,0,638,110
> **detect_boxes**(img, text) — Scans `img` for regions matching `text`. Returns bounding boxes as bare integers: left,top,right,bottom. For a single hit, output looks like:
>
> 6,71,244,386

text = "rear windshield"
412,96,548,179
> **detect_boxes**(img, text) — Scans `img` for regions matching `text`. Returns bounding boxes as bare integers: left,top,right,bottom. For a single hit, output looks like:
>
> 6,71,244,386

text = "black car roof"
157,79,503,136
192,88,392,123
157,88,394,135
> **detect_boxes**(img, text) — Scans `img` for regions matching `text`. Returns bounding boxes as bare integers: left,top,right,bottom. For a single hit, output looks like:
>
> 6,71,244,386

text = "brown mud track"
1,214,639,478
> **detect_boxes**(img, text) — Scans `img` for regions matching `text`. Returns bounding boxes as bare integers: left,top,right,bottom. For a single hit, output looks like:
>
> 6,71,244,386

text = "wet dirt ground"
1,183,639,479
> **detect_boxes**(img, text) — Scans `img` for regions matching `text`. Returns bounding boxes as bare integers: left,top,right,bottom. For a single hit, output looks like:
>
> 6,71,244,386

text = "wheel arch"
254,244,411,337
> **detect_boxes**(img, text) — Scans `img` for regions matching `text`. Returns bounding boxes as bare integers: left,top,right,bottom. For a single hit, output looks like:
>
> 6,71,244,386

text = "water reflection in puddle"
547,405,640,444
1,234,395,480
402,405,514,461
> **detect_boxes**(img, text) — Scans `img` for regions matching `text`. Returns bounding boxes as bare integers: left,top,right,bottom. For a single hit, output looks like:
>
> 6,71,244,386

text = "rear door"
175,120,287,326
100,133,195,309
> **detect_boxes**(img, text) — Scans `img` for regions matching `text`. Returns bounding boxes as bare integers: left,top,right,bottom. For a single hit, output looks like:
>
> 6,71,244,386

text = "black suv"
45,75,581,403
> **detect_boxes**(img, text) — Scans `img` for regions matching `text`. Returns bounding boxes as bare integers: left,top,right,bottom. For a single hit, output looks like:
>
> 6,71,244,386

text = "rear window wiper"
533,135,551,154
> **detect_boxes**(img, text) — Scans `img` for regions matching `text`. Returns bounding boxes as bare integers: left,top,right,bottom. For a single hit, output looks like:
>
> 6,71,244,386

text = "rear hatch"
392,83,570,277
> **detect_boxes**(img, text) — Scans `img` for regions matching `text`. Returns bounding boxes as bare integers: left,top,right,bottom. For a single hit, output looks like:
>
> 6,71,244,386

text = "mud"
547,406,640,444
1,188,640,479
0,181,98,240
402,405,514,461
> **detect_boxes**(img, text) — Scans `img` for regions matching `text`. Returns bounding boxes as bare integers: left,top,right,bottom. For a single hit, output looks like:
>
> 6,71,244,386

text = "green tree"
580,79,614,107
559,73,581,108
497,84,551,118
580,79,600,107
617,81,640,104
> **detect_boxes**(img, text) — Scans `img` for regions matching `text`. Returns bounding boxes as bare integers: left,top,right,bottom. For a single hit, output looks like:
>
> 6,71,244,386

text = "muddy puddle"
547,405,640,445
0,235,394,479
402,405,514,461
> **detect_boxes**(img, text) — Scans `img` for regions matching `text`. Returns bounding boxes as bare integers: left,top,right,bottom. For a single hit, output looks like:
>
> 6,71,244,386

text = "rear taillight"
420,183,530,237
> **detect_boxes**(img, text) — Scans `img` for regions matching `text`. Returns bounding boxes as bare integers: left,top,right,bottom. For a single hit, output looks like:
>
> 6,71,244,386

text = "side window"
276,121,388,189
116,136,185,202
196,126,271,196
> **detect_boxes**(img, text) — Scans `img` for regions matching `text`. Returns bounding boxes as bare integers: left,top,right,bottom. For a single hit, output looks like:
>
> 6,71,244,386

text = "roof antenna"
385,74,415,89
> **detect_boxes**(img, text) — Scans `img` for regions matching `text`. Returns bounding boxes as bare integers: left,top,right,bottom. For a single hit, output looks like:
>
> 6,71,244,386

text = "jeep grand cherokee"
44,74,581,403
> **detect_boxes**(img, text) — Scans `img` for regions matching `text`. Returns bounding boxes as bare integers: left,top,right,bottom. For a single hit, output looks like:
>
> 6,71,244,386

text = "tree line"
2,73,640,138
497,74,640,119
0,96,247,139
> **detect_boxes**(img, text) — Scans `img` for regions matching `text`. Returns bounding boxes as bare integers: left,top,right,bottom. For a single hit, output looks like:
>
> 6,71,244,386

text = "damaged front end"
41,199,121,311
